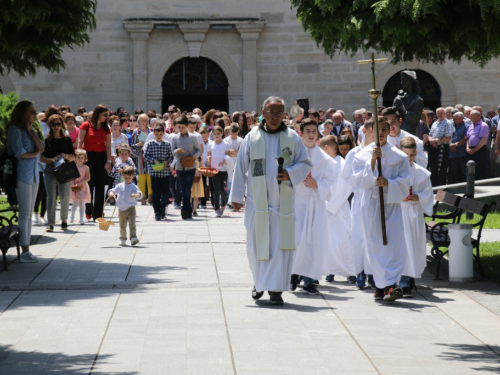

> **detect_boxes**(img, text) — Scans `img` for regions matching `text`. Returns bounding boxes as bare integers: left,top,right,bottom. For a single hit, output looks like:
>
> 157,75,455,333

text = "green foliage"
425,211,500,229
0,0,97,76
290,0,500,67
474,241,500,285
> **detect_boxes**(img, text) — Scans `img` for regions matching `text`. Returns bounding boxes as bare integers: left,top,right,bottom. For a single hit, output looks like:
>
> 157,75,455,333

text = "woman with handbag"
6,100,45,262
77,104,112,221
40,114,75,232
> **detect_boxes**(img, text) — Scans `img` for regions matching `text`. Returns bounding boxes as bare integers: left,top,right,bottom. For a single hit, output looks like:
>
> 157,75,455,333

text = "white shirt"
111,133,129,156
207,140,230,171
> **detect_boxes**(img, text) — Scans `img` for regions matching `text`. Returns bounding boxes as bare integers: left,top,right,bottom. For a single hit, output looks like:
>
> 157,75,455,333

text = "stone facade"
2,0,500,115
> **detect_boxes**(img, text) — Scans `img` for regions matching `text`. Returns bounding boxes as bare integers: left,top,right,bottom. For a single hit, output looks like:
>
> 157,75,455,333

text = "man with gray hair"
230,96,312,305
467,110,490,180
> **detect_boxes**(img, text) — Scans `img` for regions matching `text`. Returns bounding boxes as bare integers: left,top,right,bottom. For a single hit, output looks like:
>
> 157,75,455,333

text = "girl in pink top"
70,149,91,224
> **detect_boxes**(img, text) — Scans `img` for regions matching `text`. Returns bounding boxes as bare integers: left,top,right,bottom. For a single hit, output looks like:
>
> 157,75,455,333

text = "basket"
198,167,218,177
71,185,83,192
152,162,165,171
97,196,117,231
180,156,196,168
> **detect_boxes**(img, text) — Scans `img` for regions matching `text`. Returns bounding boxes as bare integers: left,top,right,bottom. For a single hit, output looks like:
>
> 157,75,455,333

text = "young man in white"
341,117,377,289
351,118,412,302
383,107,428,168
291,119,336,295
399,137,433,297
229,96,311,305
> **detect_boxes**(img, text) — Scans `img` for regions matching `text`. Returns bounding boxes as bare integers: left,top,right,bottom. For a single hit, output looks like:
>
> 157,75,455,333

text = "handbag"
53,158,80,184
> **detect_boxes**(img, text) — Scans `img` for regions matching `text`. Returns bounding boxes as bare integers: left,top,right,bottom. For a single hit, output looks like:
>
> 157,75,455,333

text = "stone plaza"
0,204,499,374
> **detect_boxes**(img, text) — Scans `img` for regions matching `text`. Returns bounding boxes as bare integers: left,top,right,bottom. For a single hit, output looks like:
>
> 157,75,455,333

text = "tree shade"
289,0,500,67
0,0,97,76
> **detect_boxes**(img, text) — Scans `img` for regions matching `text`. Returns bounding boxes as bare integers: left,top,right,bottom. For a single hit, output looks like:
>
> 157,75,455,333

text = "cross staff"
358,53,388,246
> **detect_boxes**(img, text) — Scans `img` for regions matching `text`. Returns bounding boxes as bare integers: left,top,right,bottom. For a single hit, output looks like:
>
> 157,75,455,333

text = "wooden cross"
358,53,389,245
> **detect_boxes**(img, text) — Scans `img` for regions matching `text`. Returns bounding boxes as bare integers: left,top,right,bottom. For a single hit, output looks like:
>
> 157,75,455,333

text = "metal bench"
0,208,20,270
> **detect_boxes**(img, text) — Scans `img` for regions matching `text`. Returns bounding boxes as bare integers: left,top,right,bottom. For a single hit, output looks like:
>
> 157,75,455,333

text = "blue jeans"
399,275,411,289
176,169,195,211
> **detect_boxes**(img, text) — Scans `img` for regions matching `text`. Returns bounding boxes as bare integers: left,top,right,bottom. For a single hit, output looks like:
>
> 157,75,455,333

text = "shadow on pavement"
436,343,500,372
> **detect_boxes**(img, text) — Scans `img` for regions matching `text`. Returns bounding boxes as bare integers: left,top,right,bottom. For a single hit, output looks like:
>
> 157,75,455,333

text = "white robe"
388,130,428,168
341,144,368,275
292,145,335,280
401,163,433,278
326,155,355,277
352,143,412,288
229,127,311,292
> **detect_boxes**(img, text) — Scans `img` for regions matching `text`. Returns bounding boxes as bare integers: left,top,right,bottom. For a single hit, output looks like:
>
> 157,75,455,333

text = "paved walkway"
1,203,499,374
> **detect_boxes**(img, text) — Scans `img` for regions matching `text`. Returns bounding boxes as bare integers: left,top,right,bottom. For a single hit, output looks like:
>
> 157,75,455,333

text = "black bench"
426,190,496,280
0,208,20,270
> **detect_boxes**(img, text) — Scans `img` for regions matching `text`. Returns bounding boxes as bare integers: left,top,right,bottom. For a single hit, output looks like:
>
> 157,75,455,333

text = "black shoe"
302,284,320,295
348,276,357,284
312,279,319,286
367,276,376,290
252,286,264,300
46,225,54,232
325,274,334,282
61,221,68,230
269,291,284,305
160,208,166,219
290,274,299,291
402,286,413,298
155,215,162,221
374,288,384,300
383,285,403,302
192,211,198,217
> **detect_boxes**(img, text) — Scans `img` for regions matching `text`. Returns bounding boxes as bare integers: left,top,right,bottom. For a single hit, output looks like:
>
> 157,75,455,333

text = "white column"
236,23,265,112
124,23,154,111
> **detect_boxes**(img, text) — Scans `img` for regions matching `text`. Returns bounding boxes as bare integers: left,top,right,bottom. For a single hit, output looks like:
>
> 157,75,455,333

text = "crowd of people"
3,96,498,306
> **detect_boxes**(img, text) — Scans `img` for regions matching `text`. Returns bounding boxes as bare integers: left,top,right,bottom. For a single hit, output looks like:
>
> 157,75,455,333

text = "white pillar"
124,23,154,111
236,23,265,112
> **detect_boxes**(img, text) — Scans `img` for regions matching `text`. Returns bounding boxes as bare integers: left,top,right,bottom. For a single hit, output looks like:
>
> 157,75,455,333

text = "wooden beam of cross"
358,53,389,246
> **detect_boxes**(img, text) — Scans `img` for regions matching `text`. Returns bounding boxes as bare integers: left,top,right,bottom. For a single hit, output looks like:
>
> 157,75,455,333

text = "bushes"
0,91,20,158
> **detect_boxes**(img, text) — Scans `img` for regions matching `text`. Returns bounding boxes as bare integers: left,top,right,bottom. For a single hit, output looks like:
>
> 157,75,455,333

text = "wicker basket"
97,196,117,231
71,185,82,192
198,167,218,177
180,156,196,168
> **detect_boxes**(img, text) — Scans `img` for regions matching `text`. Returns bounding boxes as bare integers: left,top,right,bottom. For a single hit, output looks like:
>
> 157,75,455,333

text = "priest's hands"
232,202,243,212
376,177,388,187
277,170,290,182
303,174,317,189
404,194,419,202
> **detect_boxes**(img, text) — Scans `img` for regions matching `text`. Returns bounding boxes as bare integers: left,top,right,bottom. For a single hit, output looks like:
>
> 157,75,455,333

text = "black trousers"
151,175,170,215
34,171,47,217
85,151,107,219
468,146,490,181
428,144,450,186
210,171,228,210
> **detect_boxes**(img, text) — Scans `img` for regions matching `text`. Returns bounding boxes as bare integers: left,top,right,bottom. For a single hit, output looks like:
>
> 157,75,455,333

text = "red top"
80,121,110,153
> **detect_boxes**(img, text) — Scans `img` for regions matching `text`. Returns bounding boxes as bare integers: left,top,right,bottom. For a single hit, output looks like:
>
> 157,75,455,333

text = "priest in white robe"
351,118,412,302
399,137,434,297
383,106,428,168
292,119,335,295
230,96,311,305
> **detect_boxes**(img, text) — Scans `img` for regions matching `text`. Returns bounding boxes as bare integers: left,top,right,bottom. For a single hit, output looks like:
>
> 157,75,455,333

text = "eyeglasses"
51,122,62,127
264,110,284,117
168,110,176,114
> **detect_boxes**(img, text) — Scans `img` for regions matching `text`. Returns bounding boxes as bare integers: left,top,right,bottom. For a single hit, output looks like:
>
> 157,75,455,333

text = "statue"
393,70,424,135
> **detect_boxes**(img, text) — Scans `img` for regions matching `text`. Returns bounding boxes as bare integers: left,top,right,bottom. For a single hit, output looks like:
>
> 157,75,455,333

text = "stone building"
1,0,500,116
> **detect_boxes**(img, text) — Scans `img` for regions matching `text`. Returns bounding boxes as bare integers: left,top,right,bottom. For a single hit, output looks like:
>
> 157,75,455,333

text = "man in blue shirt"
449,112,469,183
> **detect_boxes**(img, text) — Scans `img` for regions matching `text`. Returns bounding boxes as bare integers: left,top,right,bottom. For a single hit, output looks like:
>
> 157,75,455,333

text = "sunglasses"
168,110,176,114
103,113,109,118
51,122,62,127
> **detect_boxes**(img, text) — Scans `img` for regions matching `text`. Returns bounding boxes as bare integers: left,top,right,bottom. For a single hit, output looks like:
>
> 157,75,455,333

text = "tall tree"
0,0,97,76
290,0,500,67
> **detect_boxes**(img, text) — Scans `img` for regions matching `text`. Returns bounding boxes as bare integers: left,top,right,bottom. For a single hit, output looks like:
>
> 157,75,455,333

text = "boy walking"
143,124,174,221
108,166,142,246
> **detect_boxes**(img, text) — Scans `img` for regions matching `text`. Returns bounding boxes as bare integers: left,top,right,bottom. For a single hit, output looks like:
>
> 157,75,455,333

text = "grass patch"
0,196,17,221
475,241,500,285
426,210,500,229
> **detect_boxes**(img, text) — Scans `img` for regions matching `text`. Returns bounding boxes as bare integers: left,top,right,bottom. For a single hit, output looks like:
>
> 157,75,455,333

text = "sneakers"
61,222,68,230
86,214,92,221
220,207,226,216
290,274,299,291
302,284,320,295
325,274,334,282
131,237,139,246
120,239,127,246
402,286,413,298
40,217,47,225
215,209,222,217
383,285,403,302
252,286,264,300
201,205,207,209
192,211,198,217
374,288,384,300
46,225,54,232
20,252,38,263
269,291,284,305
367,276,376,290
79,219,85,225
32,213,40,225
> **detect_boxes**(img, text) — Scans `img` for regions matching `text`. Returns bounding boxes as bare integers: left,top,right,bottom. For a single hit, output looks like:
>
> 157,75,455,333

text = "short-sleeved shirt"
80,121,110,153
42,137,75,159
450,122,469,159
68,127,80,148
429,119,453,144
206,141,230,171
467,120,489,148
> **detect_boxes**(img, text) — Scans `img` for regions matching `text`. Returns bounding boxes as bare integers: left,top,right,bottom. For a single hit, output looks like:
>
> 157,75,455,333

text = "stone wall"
3,0,500,116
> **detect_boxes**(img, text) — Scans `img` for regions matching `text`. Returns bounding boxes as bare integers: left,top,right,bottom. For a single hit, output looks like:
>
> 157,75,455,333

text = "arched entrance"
162,57,229,114
382,69,442,111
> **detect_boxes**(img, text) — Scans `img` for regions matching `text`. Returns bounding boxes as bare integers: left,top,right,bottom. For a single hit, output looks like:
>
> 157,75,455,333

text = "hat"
401,70,417,80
